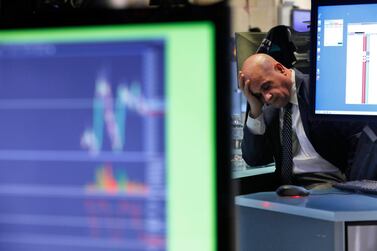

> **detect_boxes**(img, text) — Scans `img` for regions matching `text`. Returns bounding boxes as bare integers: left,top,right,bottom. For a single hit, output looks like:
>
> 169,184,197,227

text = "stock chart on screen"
0,38,166,250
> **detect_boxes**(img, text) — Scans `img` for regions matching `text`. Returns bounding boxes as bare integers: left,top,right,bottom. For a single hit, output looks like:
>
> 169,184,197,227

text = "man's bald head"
241,53,277,79
239,53,293,108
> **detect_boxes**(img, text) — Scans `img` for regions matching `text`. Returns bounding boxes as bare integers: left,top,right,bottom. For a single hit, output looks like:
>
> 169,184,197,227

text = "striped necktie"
281,103,293,184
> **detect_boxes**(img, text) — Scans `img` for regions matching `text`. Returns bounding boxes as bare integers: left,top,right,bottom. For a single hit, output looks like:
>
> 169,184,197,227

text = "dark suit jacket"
241,69,361,185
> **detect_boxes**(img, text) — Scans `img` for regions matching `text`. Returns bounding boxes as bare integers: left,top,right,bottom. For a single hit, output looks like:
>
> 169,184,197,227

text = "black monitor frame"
310,0,377,122
0,4,233,251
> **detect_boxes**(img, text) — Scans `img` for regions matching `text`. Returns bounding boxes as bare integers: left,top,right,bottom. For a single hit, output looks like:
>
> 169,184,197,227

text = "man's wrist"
248,110,261,119
246,111,266,135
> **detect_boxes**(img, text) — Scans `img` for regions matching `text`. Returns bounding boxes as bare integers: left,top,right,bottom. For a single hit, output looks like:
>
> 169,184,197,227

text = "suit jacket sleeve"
241,105,275,166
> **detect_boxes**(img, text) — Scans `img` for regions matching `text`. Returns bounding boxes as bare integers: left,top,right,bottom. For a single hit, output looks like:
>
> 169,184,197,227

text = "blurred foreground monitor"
0,4,232,251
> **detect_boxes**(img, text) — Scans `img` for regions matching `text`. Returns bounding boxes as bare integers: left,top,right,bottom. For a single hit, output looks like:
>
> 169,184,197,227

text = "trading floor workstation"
236,0,377,250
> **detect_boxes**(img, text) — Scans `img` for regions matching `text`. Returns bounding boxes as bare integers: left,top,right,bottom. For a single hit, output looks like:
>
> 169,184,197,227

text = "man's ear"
274,63,286,74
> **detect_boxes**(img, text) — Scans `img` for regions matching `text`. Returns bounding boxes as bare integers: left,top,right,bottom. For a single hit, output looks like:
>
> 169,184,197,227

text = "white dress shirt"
246,70,339,174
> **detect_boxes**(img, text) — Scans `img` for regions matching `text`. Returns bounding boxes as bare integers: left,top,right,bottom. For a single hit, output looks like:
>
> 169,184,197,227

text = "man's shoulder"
293,68,309,92
293,68,308,80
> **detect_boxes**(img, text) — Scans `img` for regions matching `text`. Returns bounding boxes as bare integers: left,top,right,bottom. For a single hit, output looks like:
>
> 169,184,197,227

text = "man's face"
248,66,292,108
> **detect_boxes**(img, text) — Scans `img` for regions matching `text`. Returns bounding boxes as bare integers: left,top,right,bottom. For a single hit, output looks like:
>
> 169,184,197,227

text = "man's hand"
239,71,263,118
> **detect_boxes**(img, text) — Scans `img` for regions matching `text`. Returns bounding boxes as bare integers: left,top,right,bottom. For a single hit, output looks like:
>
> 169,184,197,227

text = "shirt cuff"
246,113,266,135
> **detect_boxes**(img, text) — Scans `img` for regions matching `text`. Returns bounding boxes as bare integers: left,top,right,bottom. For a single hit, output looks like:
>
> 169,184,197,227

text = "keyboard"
333,180,377,195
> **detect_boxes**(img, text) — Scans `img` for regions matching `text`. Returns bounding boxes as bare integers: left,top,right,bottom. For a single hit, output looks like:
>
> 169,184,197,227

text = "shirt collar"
290,69,298,106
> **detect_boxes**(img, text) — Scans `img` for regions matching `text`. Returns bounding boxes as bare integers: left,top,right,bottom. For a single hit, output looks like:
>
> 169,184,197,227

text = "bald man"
239,54,358,189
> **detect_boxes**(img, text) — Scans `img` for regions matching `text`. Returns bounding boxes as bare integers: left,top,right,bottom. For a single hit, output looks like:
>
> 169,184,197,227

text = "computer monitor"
0,5,232,251
311,0,377,121
291,9,310,32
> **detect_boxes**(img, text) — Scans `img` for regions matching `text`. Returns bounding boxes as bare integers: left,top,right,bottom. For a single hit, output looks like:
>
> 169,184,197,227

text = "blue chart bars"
0,40,166,250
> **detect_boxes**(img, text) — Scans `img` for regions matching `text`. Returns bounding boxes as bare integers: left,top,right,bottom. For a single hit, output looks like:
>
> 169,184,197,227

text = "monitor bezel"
310,0,377,122
0,4,233,251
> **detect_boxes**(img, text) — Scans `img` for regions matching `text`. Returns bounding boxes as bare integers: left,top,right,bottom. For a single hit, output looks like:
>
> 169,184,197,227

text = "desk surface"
232,161,275,179
236,189,377,222
232,163,275,179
